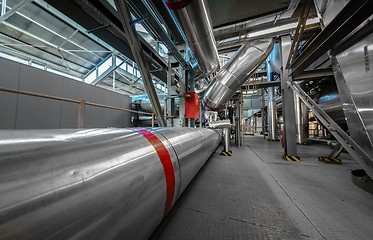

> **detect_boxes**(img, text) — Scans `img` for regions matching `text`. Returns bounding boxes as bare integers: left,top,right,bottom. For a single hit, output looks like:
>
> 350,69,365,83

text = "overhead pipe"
0,128,221,240
164,0,220,75
203,39,274,110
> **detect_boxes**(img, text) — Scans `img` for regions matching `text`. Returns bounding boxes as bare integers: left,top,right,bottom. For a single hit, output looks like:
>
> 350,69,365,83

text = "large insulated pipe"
203,39,274,110
0,128,221,240
266,44,279,141
164,0,220,74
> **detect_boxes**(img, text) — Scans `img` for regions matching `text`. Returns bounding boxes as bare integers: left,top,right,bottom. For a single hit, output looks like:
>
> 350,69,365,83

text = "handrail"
0,87,155,127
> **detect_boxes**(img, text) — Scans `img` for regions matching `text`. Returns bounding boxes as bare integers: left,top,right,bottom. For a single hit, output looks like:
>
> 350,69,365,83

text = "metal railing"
0,87,155,128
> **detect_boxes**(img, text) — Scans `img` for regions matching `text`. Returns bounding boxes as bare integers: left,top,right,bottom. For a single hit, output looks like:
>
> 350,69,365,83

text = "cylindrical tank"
0,128,221,240
317,89,347,130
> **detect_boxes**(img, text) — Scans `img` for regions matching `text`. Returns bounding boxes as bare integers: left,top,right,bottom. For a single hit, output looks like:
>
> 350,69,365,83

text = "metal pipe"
164,0,220,74
223,128,231,152
0,127,221,239
208,120,231,129
203,39,274,110
295,93,308,144
266,48,278,141
0,87,153,115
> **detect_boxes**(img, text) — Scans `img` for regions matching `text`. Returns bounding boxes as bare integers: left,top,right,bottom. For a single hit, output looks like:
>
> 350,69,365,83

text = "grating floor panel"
151,135,373,240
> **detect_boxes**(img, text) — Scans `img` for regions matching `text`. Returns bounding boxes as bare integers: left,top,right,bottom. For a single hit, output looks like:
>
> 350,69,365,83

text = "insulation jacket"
203,39,274,110
0,127,221,240
165,0,220,74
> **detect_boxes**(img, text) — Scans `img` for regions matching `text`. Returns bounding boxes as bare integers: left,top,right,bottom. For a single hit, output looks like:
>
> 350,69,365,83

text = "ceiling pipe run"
203,39,274,110
164,0,220,75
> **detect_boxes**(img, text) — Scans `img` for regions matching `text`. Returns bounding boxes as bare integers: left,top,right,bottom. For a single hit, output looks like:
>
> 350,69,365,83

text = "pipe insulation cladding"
203,39,274,110
164,0,220,74
0,128,221,240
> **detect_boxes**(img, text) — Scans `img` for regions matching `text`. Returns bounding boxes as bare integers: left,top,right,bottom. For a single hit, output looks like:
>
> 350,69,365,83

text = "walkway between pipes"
151,135,373,240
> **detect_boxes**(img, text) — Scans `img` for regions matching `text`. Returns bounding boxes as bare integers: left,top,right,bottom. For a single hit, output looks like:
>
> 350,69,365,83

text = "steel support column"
280,35,297,156
289,0,373,76
115,0,166,126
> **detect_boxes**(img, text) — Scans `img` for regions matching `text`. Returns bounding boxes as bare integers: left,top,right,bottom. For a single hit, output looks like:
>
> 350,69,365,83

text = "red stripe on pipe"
203,101,222,111
135,129,175,216
164,0,194,10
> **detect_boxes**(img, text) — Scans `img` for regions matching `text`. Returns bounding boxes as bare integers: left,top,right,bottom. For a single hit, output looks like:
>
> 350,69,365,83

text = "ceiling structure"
208,0,291,28
0,0,319,96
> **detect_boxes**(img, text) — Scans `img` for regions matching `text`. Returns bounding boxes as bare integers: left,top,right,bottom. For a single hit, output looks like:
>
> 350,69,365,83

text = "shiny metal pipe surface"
208,120,231,129
165,0,220,74
203,39,274,110
0,127,221,240
267,50,277,141
223,128,231,152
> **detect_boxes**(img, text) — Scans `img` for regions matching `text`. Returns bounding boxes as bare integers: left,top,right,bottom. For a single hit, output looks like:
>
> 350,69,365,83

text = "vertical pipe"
266,56,277,141
1,0,6,16
223,128,231,152
280,35,297,156
166,61,174,127
295,92,309,144
178,68,186,127
199,101,203,128
78,98,85,128
261,89,267,136
152,113,155,128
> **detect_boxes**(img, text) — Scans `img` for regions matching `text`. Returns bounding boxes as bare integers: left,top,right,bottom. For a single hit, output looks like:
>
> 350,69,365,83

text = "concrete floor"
151,135,373,240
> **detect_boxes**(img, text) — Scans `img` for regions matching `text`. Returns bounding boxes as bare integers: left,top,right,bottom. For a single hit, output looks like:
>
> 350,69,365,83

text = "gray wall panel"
16,65,63,129
0,58,133,129
61,80,92,128
90,87,112,128
0,59,20,129
110,93,132,127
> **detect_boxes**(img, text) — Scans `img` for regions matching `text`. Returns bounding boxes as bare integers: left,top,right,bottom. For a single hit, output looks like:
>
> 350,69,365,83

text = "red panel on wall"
185,92,200,119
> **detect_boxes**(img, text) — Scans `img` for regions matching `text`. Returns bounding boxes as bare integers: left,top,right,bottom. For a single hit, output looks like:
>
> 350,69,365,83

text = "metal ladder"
286,79,373,178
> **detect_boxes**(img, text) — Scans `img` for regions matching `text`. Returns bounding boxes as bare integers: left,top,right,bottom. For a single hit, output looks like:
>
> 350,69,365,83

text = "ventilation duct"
203,39,274,110
164,0,220,75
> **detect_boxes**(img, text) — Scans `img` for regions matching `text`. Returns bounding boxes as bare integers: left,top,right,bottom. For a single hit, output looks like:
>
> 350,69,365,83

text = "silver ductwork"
266,44,279,141
203,39,274,110
269,43,281,74
0,128,221,240
164,0,220,74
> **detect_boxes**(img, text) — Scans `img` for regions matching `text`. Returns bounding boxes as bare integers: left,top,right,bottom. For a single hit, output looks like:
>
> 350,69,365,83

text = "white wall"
0,58,133,129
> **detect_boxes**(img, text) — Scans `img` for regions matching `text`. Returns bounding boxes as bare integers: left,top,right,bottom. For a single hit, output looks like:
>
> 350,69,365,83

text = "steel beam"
292,68,333,81
133,0,189,69
289,0,373,76
286,0,312,68
241,80,281,90
115,0,166,127
0,0,32,23
280,35,297,156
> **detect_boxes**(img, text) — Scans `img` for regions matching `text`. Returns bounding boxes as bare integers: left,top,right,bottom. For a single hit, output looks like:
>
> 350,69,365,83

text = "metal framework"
115,0,166,126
